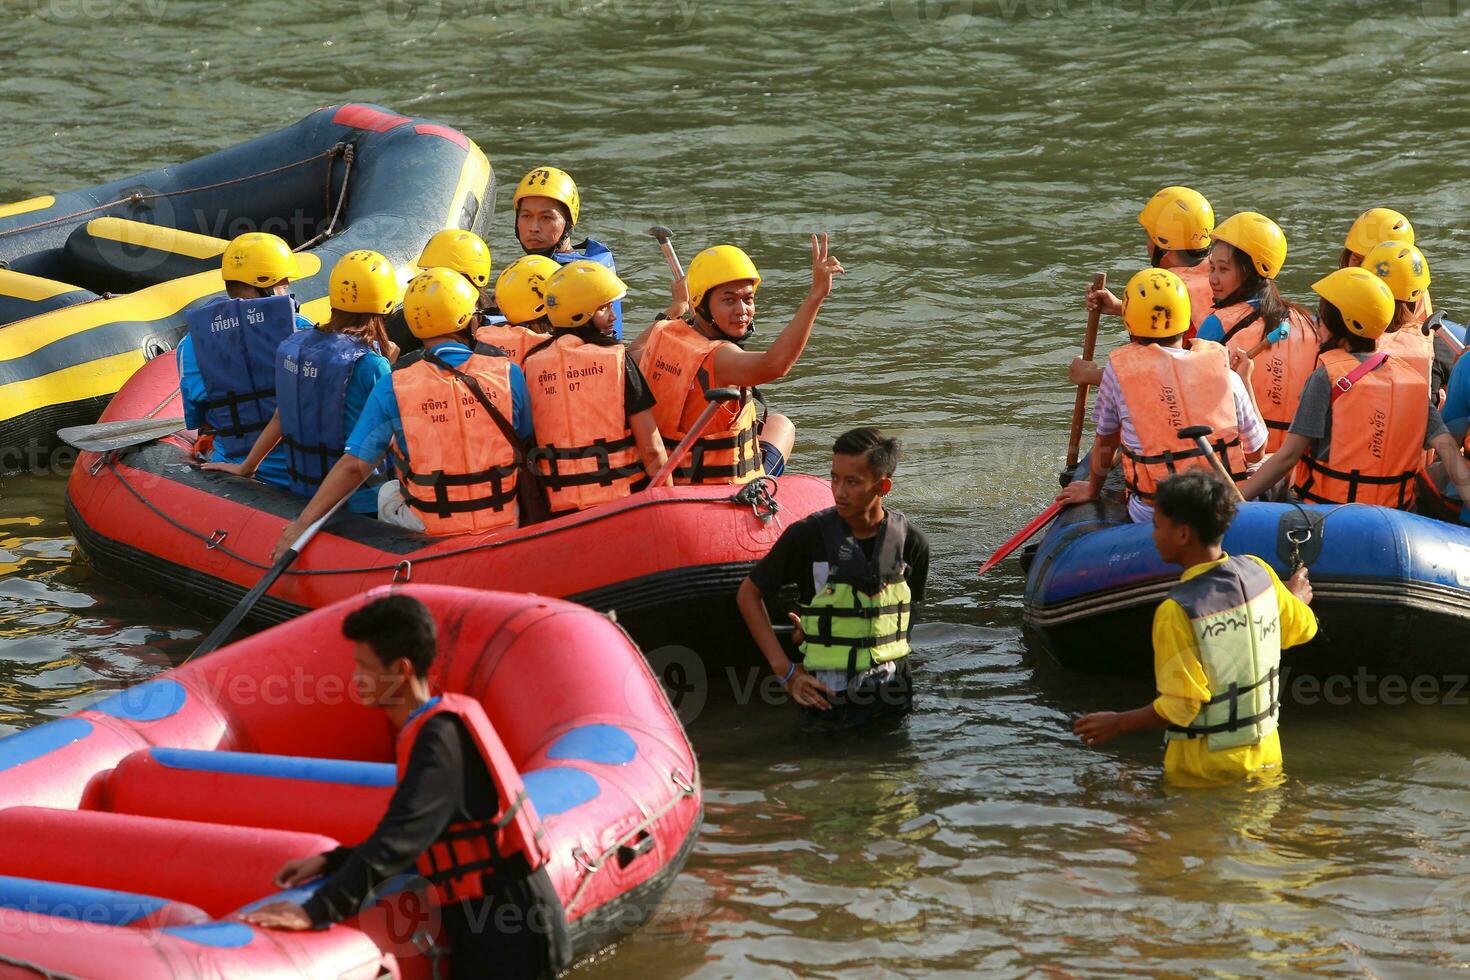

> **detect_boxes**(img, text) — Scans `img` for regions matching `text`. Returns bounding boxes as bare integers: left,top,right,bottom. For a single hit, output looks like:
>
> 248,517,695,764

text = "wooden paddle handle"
1066,273,1107,468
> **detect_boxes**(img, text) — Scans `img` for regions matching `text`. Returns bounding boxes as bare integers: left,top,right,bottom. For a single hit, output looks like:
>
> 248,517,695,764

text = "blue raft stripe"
522,767,600,816
546,724,637,766
0,718,93,773
90,679,188,722
0,874,168,926
233,881,325,917
150,747,397,787
161,922,255,948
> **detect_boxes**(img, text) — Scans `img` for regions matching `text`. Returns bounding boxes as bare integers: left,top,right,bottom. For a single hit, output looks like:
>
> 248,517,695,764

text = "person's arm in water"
202,410,282,478
710,234,844,388
737,576,831,710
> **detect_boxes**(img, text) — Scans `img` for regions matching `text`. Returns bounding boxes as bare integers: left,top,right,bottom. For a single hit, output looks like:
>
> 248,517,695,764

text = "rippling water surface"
4,0,1470,973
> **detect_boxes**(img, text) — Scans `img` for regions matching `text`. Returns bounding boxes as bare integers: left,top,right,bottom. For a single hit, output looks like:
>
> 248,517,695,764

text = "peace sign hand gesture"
809,233,845,300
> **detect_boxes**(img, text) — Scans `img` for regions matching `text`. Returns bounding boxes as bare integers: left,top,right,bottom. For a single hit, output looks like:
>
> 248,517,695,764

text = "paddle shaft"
1066,273,1107,467
648,390,741,489
186,492,353,661
1187,434,1247,503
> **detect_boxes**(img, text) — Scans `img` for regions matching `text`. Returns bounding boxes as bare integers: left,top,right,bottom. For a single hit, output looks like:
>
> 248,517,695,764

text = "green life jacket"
1163,555,1282,752
797,508,913,674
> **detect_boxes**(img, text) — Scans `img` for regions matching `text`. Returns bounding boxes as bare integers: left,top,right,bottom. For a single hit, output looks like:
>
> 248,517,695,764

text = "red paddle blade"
977,501,1063,577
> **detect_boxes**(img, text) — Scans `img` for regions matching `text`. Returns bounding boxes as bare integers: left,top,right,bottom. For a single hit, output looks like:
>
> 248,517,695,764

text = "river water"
4,0,1470,974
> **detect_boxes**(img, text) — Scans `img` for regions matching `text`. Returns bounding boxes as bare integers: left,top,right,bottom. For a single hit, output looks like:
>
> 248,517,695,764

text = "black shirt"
302,714,497,926
525,328,656,420
748,508,930,605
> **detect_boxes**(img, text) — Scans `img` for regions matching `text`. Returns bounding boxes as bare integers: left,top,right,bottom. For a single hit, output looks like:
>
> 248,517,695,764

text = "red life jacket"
395,693,545,905
1213,303,1322,452
1291,350,1427,508
1110,339,1249,503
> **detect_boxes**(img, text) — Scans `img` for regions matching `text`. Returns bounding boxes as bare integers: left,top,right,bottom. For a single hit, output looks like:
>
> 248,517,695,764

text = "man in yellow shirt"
1074,470,1317,786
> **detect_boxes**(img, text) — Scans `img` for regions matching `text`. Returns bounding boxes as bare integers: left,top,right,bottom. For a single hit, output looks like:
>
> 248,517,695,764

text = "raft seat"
62,217,229,296
0,806,341,919
0,873,209,929
106,747,394,845
0,268,100,328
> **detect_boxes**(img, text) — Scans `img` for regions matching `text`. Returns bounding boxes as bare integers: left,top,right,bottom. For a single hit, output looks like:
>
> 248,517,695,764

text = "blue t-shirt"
1195,297,1290,346
341,352,392,514
177,309,315,490
345,342,534,468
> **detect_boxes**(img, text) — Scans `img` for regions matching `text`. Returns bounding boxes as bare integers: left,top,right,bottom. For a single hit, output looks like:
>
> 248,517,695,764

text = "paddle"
1066,273,1108,468
1177,424,1246,502
1427,311,1467,356
647,225,685,280
977,500,1062,577
647,387,741,489
58,416,186,453
185,490,356,662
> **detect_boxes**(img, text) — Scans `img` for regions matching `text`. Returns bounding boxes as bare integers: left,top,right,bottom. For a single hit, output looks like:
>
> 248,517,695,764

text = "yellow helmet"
221,232,298,287
1137,186,1214,252
328,250,398,315
403,268,479,340
1211,212,1287,280
1361,241,1430,304
1312,267,1395,340
494,255,560,325
687,245,761,310
1120,267,1191,339
418,230,491,287
513,167,580,226
1345,207,1414,257
544,260,628,330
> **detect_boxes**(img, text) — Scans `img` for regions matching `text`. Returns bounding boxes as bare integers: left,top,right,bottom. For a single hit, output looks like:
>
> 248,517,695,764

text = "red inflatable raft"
0,584,701,978
66,354,830,662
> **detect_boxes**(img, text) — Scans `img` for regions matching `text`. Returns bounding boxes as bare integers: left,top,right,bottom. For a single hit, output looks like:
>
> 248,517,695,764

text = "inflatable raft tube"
0,103,491,465
65,354,831,665
0,584,702,977
1020,463,1470,677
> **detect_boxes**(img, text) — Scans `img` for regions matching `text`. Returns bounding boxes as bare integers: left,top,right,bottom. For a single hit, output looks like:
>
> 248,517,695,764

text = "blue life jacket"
186,295,296,459
276,329,371,497
554,238,622,339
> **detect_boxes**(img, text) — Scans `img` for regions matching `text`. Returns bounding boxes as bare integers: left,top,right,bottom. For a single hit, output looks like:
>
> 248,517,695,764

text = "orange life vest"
1110,339,1249,502
475,322,552,368
1291,350,1426,508
1213,303,1322,452
391,352,519,536
1172,262,1214,335
523,332,645,512
1377,319,1434,386
637,318,762,485
396,694,545,905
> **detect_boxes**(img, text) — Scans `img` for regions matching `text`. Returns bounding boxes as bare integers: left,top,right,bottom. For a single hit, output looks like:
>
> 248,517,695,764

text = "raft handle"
572,847,599,875
205,530,228,551
670,768,695,794
617,831,655,868
393,559,412,583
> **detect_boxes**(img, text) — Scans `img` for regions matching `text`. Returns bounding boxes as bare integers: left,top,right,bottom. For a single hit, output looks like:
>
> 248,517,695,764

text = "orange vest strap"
1220,308,1261,344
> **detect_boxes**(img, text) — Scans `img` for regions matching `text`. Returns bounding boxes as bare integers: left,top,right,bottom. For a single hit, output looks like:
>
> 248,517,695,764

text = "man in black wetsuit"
240,594,562,977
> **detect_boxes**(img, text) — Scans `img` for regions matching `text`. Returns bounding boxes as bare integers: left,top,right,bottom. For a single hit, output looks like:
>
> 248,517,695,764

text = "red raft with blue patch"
0,584,701,977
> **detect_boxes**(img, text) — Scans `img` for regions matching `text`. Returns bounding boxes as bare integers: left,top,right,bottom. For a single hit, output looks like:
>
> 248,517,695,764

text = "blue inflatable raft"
1022,468,1470,677
0,104,492,462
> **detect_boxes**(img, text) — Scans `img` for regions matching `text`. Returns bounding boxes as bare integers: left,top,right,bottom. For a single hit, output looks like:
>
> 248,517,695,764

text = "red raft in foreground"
0,584,700,978
66,354,829,662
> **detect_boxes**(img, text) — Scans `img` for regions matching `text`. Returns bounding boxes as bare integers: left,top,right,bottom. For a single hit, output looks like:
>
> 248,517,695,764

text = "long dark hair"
323,308,391,353
1216,243,1313,326
1317,299,1376,355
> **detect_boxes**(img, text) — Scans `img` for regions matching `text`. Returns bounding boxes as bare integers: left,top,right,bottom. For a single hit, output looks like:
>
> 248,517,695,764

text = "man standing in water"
737,428,929,733
1074,470,1316,787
